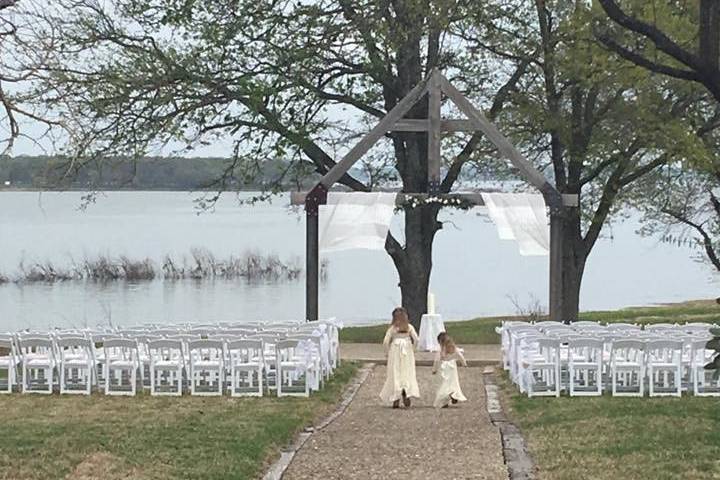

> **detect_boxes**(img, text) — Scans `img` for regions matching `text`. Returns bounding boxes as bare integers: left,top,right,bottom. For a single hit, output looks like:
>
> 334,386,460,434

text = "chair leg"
60,365,66,394
150,367,156,396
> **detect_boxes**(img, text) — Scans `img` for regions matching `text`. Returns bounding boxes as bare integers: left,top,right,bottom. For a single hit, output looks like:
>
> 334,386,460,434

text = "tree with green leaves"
0,1,62,154
596,0,720,275
463,1,709,319
30,0,710,323
34,0,536,325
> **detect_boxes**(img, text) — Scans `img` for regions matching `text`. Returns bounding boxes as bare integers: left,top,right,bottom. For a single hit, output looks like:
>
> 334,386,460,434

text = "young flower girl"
432,332,468,408
379,307,420,408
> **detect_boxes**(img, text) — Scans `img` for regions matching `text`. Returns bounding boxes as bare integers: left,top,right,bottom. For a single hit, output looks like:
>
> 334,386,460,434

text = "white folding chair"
515,333,546,393
689,338,720,396
0,337,19,393
57,337,95,395
287,334,322,391
276,339,314,397
610,339,645,396
251,334,281,391
508,328,541,386
148,340,185,396
523,337,561,397
19,337,57,394
188,339,225,396
103,338,140,396
567,338,604,396
646,340,683,397
226,339,264,397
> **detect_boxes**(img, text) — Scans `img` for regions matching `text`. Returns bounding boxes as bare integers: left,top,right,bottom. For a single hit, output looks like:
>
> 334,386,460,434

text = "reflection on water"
0,191,717,331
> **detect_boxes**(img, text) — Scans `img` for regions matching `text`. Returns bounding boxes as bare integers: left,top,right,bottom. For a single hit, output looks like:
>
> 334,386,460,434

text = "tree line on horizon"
0,155,315,190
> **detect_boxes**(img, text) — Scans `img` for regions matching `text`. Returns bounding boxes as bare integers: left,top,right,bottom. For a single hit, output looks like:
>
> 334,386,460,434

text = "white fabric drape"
481,193,550,256
319,192,397,253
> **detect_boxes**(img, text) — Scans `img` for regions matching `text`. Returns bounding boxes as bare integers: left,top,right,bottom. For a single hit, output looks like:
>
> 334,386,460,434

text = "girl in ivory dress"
379,307,420,408
432,332,468,408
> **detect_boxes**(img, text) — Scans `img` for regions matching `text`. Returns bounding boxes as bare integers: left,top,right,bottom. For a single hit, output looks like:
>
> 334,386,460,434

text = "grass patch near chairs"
340,300,720,345
0,362,358,480
499,373,720,480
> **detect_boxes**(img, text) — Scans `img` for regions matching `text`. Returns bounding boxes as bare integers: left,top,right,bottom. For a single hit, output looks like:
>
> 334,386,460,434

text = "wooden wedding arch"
291,69,578,322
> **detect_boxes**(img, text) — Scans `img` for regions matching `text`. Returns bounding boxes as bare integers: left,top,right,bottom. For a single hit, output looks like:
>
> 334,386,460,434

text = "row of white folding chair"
519,335,717,397
3,335,233,396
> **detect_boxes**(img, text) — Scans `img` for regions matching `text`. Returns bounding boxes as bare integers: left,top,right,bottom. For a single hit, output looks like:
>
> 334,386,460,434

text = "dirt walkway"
283,366,507,480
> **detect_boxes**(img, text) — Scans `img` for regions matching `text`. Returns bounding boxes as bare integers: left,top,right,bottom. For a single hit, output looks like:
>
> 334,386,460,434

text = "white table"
418,313,445,352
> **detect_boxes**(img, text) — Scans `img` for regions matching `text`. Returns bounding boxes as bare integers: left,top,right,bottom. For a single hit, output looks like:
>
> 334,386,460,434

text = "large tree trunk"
559,207,587,322
390,204,441,328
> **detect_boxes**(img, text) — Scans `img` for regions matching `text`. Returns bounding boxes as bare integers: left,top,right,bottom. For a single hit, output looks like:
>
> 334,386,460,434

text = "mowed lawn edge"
339,299,720,345
498,372,720,480
0,362,358,480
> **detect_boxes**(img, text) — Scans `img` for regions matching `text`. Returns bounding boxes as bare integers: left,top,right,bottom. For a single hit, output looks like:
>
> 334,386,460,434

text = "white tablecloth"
418,314,445,352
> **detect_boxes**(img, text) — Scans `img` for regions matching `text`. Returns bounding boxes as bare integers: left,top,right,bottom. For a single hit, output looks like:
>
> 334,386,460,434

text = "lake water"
0,191,716,331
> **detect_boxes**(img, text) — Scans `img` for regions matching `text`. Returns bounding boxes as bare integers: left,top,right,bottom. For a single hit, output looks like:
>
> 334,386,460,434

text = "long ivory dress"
432,349,468,408
379,325,420,403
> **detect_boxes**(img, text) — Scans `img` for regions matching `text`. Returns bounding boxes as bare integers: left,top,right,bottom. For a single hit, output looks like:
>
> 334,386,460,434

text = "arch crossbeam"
300,69,576,322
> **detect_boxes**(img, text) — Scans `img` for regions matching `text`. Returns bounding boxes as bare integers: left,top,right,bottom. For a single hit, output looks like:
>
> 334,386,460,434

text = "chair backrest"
103,338,138,363
250,334,284,345
275,339,300,360
610,339,645,364
644,323,677,331
608,323,641,332
147,339,185,363
56,336,91,348
56,337,93,361
188,328,216,337
217,329,255,337
567,337,604,363
187,340,224,363
55,331,90,340
226,339,264,360
573,321,602,327
534,321,564,327
152,329,185,337
18,337,55,359
116,329,149,338
167,334,200,342
689,338,711,361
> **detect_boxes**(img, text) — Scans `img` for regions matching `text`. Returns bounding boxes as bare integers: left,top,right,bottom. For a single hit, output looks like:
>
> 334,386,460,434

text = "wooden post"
304,184,327,321
428,70,442,193
549,209,564,322
306,210,319,321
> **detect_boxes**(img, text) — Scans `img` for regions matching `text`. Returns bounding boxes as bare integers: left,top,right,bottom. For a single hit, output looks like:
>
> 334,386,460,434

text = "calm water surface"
0,191,716,331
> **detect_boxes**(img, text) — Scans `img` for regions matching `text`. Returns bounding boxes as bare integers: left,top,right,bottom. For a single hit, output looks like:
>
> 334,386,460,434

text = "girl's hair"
391,307,410,333
437,332,456,354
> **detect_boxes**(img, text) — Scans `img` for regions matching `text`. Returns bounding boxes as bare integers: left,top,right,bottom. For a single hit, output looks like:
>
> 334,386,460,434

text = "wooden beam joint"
304,183,328,216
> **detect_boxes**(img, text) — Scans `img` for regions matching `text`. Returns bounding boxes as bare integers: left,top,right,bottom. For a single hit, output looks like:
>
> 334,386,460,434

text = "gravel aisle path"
283,366,507,480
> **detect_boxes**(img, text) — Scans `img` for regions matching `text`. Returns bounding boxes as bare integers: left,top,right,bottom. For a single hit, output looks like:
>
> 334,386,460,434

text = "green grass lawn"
339,300,720,344
500,373,720,479
0,363,357,480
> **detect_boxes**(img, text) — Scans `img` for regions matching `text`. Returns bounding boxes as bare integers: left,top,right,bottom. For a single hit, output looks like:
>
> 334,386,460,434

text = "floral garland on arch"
397,195,474,211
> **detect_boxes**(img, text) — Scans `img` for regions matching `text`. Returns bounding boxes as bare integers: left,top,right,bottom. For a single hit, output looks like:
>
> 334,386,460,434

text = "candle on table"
428,292,435,315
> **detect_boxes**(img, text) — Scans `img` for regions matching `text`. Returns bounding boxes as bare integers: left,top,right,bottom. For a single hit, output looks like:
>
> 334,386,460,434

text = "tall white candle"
428,292,435,315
